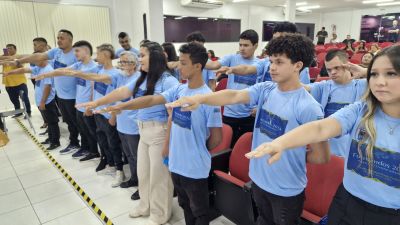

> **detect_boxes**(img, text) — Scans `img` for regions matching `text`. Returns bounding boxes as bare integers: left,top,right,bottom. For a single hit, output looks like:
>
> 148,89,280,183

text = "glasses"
117,61,135,66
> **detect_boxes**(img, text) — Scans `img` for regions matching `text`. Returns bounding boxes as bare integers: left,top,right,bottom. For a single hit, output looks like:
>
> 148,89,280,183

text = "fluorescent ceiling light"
296,2,308,6
232,0,249,2
297,5,320,10
198,17,208,20
377,1,400,6
174,17,183,20
363,0,393,3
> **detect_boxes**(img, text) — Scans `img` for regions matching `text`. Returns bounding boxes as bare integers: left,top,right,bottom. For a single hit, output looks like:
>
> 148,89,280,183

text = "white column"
285,0,296,22
148,0,165,43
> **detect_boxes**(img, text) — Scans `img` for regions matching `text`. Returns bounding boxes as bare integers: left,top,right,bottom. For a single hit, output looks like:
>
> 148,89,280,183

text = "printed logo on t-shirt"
94,82,108,96
77,78,86,87
255,109,288,139
53,60,67,69
234,74,257,86
347,139,400,188
324,102,350,118
172,107,192,130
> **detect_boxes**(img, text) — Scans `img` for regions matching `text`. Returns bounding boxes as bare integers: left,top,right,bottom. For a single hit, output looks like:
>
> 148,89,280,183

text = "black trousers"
57,98,80,146
223,115,255,148
252,183,305,225
5,83,31,114
76,111,98,154
327,184,400,225
118,132,139,181
171,173,209,225
94,114,123,170
40,100,60,145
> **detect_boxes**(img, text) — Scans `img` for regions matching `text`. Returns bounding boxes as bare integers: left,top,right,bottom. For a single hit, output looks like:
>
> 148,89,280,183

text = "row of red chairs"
210,131,344,225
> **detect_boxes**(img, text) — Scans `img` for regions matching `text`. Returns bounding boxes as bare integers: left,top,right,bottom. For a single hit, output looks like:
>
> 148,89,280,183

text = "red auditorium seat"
213,132,257,225
302,155,344,223
309,67,321,82
350,52,365,65
315,45,326,54
317,52,327,68
210,124,233,155
325,46,339,51
337,43,345,48
315,76,330,82
380,42,393,49
216,78,227,92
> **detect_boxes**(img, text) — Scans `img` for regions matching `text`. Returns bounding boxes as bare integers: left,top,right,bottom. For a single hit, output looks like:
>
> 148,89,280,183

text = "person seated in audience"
360,52,374,68
168,33,330,225
3,59,60,150
246,45,400,225
342,34,356,46
355,40,368,53
330,33,339,44
302,49,367,157
208,49,218,61
115,32,139,58
162,42,180,80
343,42,355,57
369,43,380,55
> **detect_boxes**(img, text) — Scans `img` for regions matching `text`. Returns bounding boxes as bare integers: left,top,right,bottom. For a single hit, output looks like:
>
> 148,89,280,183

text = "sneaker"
80,153,100,162
128,206,148,218
111,170,125,188
39,130,48,136
131,190,140,201
47,143,61,151
95,158,107,172
40,123,48,129
120,179,138,188
72,149,89,158
59,144,80,155
24,113,31,119
40,139,50,145
97,166,116,176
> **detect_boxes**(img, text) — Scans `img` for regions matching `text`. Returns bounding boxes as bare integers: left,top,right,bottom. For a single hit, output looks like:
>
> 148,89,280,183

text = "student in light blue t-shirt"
115,32,139,58
246,45,400,225
168,34,330,225
77,42,179,225
304,49,367,157
14,29,81,155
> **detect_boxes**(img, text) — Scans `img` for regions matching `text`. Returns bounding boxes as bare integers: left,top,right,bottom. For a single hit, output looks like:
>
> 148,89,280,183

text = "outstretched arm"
76,86,133,111
1,67,31,76
98,95,167,115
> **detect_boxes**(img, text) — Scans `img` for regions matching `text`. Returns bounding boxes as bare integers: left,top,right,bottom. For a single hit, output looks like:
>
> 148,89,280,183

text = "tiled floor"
0,109,235,225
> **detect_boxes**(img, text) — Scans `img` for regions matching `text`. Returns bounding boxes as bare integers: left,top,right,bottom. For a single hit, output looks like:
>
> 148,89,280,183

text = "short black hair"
325,49,348,63
6,44,16,50
97,43,115,59
272,22,298,34
179,42,208,70
266,33,314,70
186,31,206,43
239,29,259,45
73,40,93,56
32,37,47,44
140,39,151,46
59,29,73,38
118,32,128,39
322,27,326,29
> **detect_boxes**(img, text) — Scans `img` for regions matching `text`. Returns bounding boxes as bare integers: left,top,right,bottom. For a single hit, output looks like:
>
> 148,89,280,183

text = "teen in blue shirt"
246,45,400,225
168,34,330,225
115,32,139,58
304,49,367,157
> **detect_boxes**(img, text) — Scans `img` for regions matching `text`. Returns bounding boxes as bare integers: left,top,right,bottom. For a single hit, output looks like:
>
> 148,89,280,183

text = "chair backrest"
216,78,228,92
315,76,330,82
350,52,365,65
315,46,326,55
303,155,344,218
309,67,321,81
210,124,233,154
317,52,327,68
229,132,253,183
380,42,393,49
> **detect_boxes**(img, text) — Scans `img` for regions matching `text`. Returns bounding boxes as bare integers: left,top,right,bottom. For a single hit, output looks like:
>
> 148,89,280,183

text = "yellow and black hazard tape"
15,119,114,225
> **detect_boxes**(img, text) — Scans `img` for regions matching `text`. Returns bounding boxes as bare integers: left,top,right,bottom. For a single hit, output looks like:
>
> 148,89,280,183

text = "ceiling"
225,0,388,13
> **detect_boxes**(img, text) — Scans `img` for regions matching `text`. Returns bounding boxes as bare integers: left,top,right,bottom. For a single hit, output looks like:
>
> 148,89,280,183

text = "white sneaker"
111,170,125,188
128,208,149,218
97,166,116,176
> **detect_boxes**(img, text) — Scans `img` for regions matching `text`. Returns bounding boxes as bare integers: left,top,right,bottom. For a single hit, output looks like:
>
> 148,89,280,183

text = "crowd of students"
0,20,399,225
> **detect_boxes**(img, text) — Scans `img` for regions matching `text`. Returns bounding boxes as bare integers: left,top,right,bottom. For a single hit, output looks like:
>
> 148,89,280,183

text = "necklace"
383,113,400,135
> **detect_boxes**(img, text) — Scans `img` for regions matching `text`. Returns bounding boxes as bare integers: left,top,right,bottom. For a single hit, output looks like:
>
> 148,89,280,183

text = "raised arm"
205,60,222,70
246,117,341,164
117,95,167,111
16,52,49,64
75,86,133,110
2,67,31,76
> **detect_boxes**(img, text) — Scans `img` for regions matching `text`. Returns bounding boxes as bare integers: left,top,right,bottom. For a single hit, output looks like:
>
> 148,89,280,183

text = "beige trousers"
137,121,173,224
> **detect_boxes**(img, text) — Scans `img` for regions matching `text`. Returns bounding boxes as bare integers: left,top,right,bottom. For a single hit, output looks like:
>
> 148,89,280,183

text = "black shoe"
11,114,23,118
41,139,50,145
80,153,100,162
24,113,31,119
120,179,138,188
39,130,48,136
47,143,61,151
131,190,140,200
95,158,107,172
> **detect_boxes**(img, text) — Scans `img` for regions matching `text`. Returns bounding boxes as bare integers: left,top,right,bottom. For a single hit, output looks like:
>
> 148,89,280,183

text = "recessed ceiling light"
363,0,393,3
297,5,320,10
232,0,249,2
377,1,400,6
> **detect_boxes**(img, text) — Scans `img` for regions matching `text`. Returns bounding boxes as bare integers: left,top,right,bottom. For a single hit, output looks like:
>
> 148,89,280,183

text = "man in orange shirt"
2,44,31,118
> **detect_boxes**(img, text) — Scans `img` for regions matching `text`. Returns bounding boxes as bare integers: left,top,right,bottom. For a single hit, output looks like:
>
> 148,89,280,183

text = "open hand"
165,96,200,111
245,142,284,165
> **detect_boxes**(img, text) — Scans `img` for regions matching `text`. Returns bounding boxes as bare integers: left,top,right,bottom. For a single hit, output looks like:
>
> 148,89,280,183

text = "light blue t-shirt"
248,82,324,197
92,67,121,119
31,64,56,106
331,102,400,209
219,54,261,118
116,71,141,135
310,79,367,156
126,71,178,122
256,58,310,84
69,60,99,113
161,84,222,179
47,48,78,99
115,47,140,58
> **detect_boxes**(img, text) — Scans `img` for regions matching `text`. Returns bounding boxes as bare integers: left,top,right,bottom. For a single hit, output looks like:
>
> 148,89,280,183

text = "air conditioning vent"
181,0,223,9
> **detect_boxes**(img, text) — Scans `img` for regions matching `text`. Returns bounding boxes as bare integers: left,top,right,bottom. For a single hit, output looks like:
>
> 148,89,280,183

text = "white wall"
163,0,321,57
321,6,400,41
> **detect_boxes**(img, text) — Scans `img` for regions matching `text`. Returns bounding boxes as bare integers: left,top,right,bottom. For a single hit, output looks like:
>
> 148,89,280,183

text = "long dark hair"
133,42,168,96
161,42,178,62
